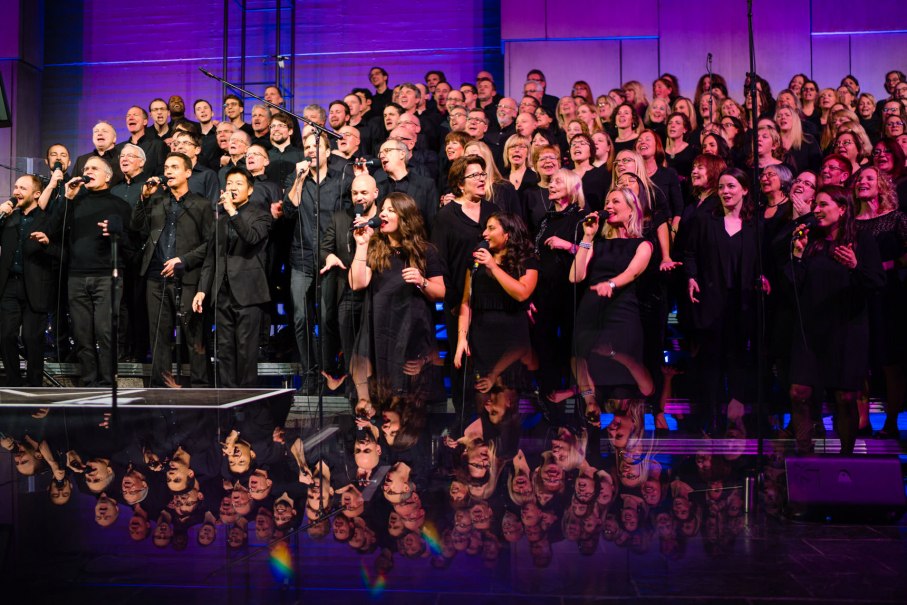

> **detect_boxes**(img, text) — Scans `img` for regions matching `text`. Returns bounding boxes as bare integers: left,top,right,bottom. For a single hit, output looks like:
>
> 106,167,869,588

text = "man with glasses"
223,94,255,139
218,130,251,188
465,109,490,143
149,98,172,140
132,152,213,387
446,106,468,135
374,139,438,227
112,144,149,208
170,131,219,204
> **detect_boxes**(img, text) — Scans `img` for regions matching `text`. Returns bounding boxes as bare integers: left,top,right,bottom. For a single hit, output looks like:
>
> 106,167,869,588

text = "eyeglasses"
464,172,488,180
570,140,590,148
871,148,892,156
616,157,636,164
378,148,405,156
792,178,816,189
245,152,267,160
538,155,558,163
509,144,528,150
466,117,487,124
269,123,288,130
120,153,142,161
888,121,905,128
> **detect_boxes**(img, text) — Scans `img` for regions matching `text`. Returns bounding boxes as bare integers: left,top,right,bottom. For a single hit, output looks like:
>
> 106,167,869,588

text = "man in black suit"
0,176,60,386
133,152,214,387
193,167,272,388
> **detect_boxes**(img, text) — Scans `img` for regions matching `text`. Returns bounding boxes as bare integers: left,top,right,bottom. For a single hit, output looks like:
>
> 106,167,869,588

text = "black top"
580,166,612,212
67,189,135,276
282,173,344,272
431,199,497,313
650,166,684,219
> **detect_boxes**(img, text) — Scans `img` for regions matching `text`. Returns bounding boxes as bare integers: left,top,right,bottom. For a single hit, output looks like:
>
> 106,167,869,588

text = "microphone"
349,215,382,232
353,158,378,167
792,215,818,239
583,210,609,227
52,161,63,173
68,175,89,189
147,176,169,191
353,203,364,219
198,67,217,79
471,240,490,272
0,197,15,217
707,53,713,64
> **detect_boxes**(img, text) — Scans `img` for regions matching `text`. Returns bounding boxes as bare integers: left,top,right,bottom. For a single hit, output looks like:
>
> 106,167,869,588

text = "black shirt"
11,211,35,275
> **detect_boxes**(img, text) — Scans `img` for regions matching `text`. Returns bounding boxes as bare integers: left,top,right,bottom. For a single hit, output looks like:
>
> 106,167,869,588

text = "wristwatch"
608,280,617,292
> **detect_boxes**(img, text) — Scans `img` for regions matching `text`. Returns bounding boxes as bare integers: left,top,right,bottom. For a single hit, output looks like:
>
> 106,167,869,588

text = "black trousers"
0,275,47,387
147,277,208,387
68,275,122,386
215,284,262,388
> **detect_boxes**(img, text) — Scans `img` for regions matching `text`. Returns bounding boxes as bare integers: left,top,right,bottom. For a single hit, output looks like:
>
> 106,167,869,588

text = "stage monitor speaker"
785,456,906,523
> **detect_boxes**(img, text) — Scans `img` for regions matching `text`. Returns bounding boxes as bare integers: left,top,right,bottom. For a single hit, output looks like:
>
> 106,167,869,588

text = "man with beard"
266,112,304,190
0,176,60,386
319,173,380,383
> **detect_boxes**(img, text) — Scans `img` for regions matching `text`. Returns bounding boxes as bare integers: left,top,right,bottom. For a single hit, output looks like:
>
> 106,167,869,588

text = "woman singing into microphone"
787,186,884,453
570,188,653,423
453,212,539,394
349,192,446,401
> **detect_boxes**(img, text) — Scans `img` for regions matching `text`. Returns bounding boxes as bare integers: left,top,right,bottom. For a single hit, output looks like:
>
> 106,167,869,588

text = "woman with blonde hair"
556,96,578,131
570,187,653,423
672,97,699,133
775,105,822,172
622,80,649,118
503,133,536,192
821,108,860,151
577,102,603,135
592,131,615,171
464,139,523,219
817,87,839,127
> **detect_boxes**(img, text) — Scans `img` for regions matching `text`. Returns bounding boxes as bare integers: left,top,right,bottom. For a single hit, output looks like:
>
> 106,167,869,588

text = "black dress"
530,204,589,393
355,246,444,394
856,211,907,366
468,257,539,383
784,231,884,390
575,237,650,388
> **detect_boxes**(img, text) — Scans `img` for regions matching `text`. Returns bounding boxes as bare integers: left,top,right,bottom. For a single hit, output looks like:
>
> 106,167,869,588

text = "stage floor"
0,386,295,408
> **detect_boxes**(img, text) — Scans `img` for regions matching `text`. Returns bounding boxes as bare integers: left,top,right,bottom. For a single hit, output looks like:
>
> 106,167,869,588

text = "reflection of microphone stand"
173,262,185,385
199,67,341,428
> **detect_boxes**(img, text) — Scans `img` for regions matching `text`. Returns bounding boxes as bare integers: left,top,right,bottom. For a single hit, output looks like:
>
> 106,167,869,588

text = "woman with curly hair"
787,185,884,453
349,192,446,399
453,212,538,384
853,166,907,439
872,138,907,209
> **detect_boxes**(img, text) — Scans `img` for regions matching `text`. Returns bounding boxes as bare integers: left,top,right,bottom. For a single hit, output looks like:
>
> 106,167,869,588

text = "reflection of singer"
63,157,134,386
192,167,272,387
132,153,213,386
0,177,61,386
348,193,445,403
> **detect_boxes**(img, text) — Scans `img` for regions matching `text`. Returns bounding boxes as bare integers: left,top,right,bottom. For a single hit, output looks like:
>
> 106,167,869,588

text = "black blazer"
374,170,439,228
0,207,62,312
131,191,214,285
683,211,760,331
198,202,272,306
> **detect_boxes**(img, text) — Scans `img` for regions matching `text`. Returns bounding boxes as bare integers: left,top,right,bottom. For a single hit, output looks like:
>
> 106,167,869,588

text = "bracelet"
579,389,594,398
578,241,593,250
353,258,367,263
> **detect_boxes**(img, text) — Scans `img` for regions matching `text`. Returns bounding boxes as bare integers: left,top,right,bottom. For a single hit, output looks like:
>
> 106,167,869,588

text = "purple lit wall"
39,0,502,156
2,0,905,186
502,0,907,103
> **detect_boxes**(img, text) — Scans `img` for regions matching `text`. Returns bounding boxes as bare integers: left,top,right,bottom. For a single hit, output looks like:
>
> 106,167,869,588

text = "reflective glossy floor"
1,391,905,605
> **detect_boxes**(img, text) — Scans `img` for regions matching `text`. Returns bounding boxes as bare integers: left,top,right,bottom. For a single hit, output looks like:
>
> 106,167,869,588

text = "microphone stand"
746,0,766,496
110,226,120,422
198,68,341,429
174,263,185,385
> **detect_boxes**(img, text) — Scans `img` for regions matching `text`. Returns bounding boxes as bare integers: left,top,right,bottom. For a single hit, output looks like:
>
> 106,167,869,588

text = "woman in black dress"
684,168,769,432
787,186,884,453
349,192,446,403
530,168,588,402
570,188,654,424
453,212,539,394
853,166,907,438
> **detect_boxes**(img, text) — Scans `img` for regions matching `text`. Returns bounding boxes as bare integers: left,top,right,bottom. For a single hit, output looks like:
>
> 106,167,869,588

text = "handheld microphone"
52,161,63,173
68,176,87,189
792,215,818,239
353,158,378,167
583,210,609,227
349,215,382,232
147,176,169,191
0,197,15,217
471,240,490,272
353,203,364,218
